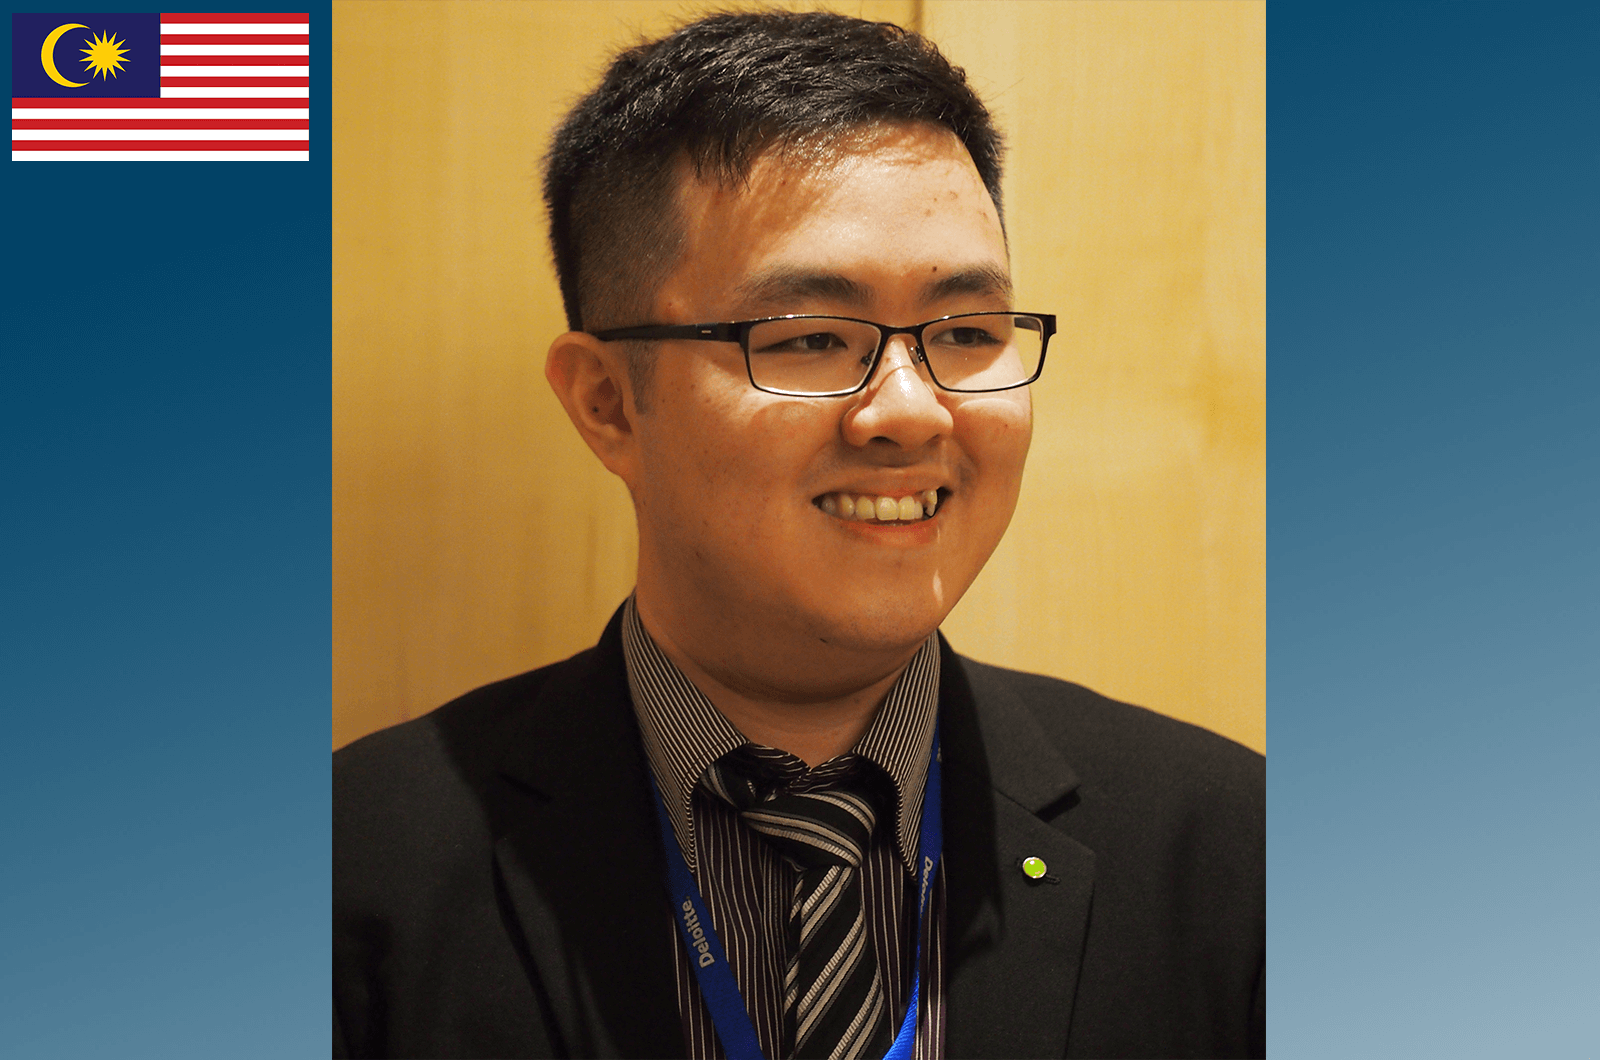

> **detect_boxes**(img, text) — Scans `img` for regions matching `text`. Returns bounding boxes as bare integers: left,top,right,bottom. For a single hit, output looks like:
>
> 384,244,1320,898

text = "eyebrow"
730,263,1013,316
731,269,873,314
920,263,1014,306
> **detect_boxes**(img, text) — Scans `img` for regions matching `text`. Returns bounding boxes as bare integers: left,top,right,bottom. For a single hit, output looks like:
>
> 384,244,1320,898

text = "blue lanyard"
650,727,943,1060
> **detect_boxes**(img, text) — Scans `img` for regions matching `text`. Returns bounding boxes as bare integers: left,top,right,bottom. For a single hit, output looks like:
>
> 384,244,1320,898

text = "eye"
751,330,851,354
929,325,1003,348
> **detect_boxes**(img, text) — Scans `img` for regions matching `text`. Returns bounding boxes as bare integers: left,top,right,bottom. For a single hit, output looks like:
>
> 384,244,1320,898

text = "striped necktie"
709,753,894,1060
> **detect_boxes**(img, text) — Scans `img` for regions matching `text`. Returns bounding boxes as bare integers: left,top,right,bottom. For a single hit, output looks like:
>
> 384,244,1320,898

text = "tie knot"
743,787,878,870
707,751,880,870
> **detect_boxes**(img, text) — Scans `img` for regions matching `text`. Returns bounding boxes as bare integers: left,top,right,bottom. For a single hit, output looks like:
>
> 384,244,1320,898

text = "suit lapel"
489,613,683,1058
940,640,1094,1058
478,618,1094,1058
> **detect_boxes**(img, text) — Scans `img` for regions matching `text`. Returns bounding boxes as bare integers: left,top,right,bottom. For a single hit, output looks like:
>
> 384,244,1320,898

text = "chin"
796,590,952,657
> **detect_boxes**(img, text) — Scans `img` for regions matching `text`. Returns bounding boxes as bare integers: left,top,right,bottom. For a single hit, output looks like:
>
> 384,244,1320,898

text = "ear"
545,331,639,486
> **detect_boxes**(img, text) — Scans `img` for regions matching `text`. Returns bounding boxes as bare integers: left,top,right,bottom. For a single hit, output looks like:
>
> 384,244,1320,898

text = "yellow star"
80,31,131,80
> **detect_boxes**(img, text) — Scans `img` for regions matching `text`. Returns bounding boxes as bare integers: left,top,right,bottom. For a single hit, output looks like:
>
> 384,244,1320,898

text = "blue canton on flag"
13,13,162,97
11,12,310,161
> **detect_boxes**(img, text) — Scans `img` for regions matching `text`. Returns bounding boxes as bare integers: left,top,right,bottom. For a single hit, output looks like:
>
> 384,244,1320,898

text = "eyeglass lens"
745,313,1044,395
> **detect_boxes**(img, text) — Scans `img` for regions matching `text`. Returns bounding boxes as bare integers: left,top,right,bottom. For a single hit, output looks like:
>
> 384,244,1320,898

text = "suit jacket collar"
489,606,683,1057
939,633,1094,1058
484,613,1095,1058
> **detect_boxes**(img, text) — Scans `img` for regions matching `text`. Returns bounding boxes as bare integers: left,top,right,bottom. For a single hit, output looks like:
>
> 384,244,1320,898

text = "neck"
635,598,919,767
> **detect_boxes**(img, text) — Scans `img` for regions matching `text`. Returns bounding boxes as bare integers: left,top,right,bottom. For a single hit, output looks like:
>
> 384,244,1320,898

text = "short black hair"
542,9,1005,388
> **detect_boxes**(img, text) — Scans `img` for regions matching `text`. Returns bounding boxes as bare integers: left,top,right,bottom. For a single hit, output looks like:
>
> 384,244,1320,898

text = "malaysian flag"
11,12,310,161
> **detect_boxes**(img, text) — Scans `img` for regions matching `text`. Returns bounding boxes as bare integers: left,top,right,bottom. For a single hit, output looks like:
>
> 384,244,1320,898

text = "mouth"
813,488,947,524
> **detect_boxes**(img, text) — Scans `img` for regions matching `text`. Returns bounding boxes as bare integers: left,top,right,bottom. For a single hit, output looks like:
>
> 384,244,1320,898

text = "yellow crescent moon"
41,23,90,88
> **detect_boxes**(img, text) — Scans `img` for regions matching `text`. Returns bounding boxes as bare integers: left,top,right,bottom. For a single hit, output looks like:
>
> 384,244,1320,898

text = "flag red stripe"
160,77,310,87
160,34,309,44
14,119,309,130
159,55,309,66
159,13,310,23
13,97,306,108
13,139,309,151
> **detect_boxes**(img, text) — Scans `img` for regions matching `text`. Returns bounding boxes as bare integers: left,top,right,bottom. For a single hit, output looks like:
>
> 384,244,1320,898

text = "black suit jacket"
334,609,1264,1058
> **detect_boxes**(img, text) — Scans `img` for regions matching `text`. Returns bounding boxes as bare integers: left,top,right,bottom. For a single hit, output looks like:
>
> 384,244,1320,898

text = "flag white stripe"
12,150,309,161
158,86,308,98
160,44,309,56
157,23,309,35
156,66,309,77
14,128,307,141
14,108,308,121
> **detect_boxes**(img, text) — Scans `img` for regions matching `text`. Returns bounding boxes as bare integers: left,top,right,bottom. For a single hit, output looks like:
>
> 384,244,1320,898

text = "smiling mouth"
815,489,946,524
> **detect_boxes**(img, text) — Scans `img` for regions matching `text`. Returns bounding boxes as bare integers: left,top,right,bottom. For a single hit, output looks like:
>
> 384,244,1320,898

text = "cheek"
956,394,1033,480
636,392,813,527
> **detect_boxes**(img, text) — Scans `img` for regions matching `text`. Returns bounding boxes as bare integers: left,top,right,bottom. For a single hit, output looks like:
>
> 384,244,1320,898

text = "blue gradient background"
3,2,329,1057
2,2,1594,1057
1271,4,1598,1056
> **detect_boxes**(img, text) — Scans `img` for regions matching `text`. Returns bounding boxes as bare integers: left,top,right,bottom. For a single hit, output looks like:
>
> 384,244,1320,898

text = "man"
334,11,1263,1060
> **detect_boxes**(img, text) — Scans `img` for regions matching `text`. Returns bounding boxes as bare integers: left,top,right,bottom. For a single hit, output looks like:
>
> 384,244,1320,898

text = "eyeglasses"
589,312,1055,397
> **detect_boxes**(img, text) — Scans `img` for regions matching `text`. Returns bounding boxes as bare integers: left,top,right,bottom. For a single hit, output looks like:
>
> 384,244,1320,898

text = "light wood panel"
928,1,1265,751
332,0,1263,753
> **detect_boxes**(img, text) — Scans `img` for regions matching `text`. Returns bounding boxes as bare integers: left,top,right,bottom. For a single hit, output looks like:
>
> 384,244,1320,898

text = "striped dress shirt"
622,597,946,1060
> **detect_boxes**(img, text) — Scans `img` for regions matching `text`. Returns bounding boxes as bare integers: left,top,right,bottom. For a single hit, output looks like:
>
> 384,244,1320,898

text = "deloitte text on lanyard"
650,728,943,1060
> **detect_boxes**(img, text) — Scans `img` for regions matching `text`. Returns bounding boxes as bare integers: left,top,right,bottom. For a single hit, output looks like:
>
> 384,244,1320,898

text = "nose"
840,334,953,449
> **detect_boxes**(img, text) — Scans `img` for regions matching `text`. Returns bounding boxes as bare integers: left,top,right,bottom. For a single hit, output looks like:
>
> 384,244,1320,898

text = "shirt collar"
621,594,939,873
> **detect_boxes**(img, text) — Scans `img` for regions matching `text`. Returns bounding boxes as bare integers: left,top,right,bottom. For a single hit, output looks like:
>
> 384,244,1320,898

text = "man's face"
626,123,1031,681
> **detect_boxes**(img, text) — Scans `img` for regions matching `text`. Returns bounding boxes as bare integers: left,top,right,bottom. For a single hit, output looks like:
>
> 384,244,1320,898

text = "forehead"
659,123,1009,318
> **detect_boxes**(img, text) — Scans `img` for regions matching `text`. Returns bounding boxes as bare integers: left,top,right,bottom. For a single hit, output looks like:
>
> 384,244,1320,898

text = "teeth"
816,490,942,522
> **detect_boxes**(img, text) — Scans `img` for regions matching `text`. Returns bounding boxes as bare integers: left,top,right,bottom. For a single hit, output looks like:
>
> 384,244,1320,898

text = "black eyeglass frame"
589,312,1056,397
